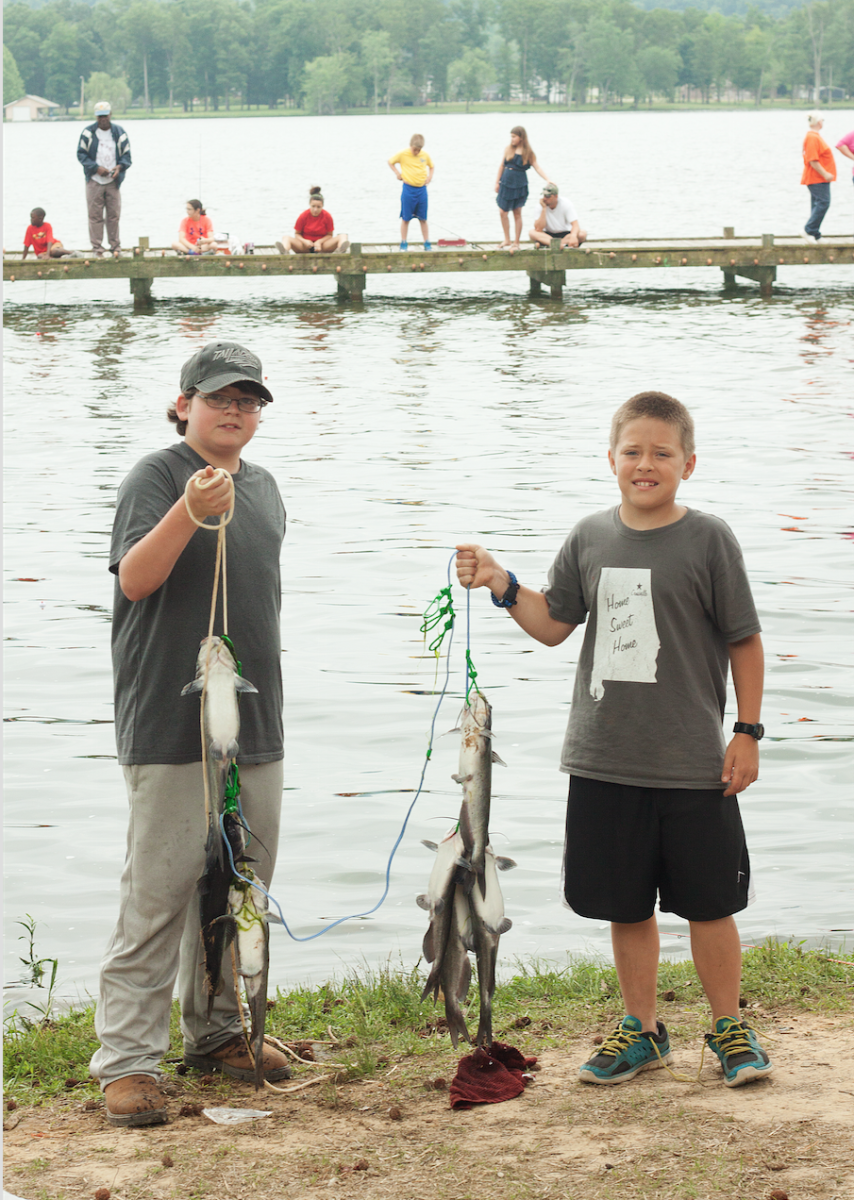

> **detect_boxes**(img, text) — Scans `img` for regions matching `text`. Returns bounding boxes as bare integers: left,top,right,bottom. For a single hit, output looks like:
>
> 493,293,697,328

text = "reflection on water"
4,116,854,1009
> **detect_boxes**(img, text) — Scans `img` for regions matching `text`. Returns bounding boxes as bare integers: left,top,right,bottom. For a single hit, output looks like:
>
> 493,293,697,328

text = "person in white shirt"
530,183,587,249
76,100,132,256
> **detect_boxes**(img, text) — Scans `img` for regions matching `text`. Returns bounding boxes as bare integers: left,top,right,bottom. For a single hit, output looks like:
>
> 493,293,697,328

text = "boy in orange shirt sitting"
22,208,78,259
801,112,836,241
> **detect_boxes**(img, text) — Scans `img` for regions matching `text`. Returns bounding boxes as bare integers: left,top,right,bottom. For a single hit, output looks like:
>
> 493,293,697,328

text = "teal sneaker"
706,1016,773,1087
579,1015,671,1085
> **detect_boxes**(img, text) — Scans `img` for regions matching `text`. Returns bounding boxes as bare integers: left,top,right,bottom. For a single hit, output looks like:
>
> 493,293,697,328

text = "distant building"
4,95,61,122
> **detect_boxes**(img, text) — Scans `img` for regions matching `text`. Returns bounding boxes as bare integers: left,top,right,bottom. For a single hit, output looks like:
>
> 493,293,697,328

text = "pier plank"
5,231,851,307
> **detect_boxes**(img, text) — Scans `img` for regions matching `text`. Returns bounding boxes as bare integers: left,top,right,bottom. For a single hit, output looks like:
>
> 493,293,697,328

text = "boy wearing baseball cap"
90,343,291,1125
530,182,588,250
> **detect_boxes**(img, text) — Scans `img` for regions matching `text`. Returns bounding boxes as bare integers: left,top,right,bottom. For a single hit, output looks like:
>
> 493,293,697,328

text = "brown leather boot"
184,1035,292,1082
104,1074,168,1127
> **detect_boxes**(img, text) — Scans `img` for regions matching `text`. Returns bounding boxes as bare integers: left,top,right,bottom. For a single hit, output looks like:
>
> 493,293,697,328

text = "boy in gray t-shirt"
456,390,772,1090
90,342,292,1126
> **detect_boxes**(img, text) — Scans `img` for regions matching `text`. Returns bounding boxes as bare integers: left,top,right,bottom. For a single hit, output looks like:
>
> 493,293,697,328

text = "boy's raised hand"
455,543,505,592
720,734,760,797
187,466,234,519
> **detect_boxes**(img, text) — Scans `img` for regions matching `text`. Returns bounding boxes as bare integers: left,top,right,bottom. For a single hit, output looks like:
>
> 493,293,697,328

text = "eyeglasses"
197,391,267,413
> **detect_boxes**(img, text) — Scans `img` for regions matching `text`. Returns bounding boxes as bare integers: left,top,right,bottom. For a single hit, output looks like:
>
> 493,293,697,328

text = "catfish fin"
421,840,438,853
495,855,517,871
491,751,507,767
181,678,204,695
416,893,430,911
235,676,258,694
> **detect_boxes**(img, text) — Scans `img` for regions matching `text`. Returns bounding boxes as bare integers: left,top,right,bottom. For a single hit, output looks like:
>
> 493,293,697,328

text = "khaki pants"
86,178,122,252
89,759,283,1087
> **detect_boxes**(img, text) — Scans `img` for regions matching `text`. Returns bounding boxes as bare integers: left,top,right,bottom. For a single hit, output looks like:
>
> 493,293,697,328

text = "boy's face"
31,211,44,227
176,383,262,468
608,417,695,525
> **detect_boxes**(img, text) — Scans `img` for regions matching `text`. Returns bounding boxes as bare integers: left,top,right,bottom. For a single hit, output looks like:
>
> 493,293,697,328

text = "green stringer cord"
420,584,455,656
224,762,240,815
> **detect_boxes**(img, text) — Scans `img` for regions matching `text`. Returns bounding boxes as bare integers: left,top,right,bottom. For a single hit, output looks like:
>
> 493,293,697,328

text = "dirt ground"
4,1010,853,1200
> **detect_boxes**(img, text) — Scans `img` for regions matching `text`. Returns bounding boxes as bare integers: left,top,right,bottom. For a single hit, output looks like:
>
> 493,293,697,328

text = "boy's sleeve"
424,153,434,167
109,456,181,575
388,151,402,165
707,524,761,642
542,531,589,626
23,226,34,248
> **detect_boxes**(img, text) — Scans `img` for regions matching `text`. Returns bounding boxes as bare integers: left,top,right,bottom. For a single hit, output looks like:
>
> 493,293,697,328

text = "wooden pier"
4,229,851,308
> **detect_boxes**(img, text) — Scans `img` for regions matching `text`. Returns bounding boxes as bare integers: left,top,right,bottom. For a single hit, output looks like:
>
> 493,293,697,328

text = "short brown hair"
610,391,695,458
410,133,425,151
167,387,196,436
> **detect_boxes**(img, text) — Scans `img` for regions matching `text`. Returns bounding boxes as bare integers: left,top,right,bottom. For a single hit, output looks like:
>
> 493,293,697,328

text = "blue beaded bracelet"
491,570,519,608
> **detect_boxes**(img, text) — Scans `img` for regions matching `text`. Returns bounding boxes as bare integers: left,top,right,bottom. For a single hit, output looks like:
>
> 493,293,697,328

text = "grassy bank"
4,940,852,1106
42,99,854,122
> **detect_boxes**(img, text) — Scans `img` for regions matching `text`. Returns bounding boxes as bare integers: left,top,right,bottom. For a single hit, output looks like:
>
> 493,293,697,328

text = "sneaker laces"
597,1025,644,1058
705,1019,753,1057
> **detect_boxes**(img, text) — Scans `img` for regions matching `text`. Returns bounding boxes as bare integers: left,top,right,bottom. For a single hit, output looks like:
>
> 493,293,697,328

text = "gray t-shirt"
110,441,286,766
543,507,761,789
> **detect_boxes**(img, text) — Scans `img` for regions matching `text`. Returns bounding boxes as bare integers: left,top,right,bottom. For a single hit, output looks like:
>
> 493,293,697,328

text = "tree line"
4,0,853,116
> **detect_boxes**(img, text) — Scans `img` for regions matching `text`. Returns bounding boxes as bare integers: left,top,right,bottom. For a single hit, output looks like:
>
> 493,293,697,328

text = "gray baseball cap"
541,183,559,197
180,342,274,403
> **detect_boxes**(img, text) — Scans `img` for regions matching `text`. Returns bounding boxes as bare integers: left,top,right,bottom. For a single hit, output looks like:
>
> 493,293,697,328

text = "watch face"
755,723,765,740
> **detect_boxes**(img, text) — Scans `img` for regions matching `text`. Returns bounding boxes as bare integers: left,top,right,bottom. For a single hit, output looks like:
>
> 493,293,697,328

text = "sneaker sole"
723,1061,773,1088
183,1051,291,1083
579,1052,672,1085
105,1105,168,1127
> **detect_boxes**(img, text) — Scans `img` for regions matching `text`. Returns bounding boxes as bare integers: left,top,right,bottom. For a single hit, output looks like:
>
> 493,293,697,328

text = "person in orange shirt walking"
801,112,836,241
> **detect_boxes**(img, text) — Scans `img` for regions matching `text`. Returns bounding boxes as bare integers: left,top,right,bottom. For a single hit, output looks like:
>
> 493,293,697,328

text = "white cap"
94,100,112,116
807,110,823,126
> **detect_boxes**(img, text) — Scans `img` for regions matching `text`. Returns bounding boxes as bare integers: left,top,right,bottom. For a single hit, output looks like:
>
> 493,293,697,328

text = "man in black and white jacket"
76,101,132,256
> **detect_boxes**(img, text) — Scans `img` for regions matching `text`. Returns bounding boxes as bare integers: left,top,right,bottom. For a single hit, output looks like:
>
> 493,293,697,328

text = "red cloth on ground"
449,1041,537,1110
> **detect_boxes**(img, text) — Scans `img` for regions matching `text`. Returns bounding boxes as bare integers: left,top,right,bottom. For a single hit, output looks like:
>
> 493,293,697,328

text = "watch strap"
490,571,519,609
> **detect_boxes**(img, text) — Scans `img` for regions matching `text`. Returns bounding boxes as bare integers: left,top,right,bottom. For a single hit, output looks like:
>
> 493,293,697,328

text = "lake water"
4,109,853,1016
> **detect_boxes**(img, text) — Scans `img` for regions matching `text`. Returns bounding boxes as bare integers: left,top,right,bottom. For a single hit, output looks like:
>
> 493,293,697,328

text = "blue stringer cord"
222,551,459,941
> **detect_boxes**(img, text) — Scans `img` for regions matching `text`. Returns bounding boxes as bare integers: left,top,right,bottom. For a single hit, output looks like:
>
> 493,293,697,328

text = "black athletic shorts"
562,776,752,923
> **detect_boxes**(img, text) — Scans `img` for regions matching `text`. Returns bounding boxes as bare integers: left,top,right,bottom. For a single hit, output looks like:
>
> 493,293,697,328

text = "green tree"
584,14,635,107
119,1,167,110
361,29,394,112
85,70,132,114
42,20,81,108
447,45,491,110
214,0,253,109
4,5,47,97
636,45,680,103
303,51,352,113
4,44,26,105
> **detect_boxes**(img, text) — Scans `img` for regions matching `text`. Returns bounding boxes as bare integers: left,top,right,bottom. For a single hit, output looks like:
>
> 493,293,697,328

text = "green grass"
52,98,854,121
4,940,851,1107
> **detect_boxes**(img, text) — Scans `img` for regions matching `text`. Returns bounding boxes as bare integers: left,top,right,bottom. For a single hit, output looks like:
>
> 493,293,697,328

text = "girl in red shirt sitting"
171,200,216,255
277,187,349,254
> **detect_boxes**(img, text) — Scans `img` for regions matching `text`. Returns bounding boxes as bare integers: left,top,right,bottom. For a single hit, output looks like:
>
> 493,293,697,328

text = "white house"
4,95,60,122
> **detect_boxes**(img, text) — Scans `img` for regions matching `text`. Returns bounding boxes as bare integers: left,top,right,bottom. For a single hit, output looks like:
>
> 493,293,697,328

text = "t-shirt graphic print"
590,567,660,700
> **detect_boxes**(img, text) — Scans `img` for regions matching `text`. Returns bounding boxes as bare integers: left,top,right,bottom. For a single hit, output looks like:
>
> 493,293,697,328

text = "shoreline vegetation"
33,98,854,122
4,0,853,122
5,940,851,1102
4,941,853,1199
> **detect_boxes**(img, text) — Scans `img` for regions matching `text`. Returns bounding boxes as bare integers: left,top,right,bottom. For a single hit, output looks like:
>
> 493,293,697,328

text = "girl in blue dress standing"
495,126,553,249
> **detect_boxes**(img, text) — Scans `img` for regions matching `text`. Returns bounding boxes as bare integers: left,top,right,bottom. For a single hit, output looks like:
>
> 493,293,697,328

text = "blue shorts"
400,183,428,222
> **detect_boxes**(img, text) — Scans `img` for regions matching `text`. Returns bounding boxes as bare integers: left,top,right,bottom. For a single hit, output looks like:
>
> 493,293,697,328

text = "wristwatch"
733,722,764,740
490,571,520,609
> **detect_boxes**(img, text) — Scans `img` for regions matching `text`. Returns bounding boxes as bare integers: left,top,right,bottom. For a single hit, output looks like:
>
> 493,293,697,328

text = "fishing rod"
225,549,479,942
